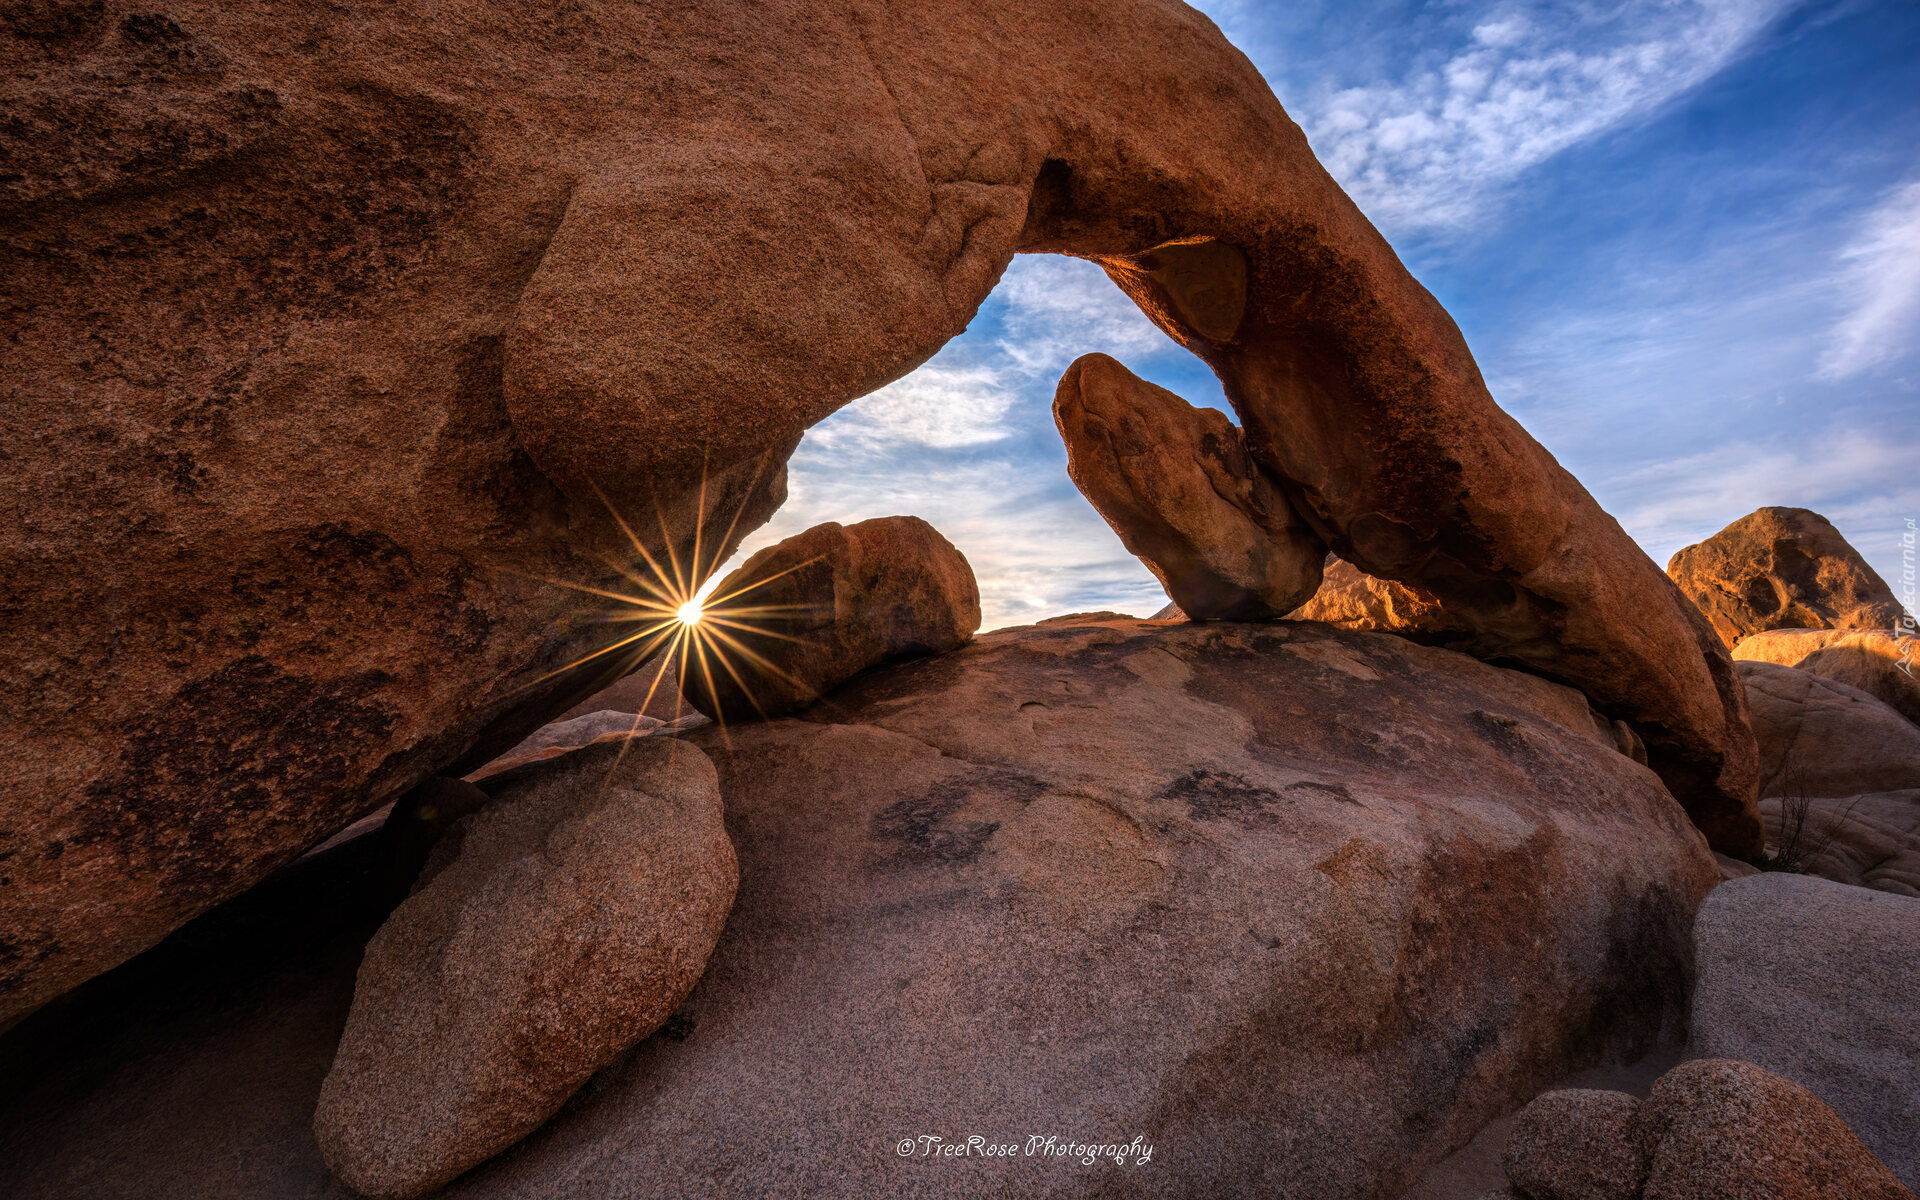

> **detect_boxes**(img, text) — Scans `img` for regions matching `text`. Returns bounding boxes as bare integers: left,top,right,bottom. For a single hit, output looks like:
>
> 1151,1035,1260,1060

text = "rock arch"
1,0,1756,1025
501,0,1759,849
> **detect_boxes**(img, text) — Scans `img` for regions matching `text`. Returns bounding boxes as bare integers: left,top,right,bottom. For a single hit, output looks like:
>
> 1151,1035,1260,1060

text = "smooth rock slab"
1737,660,1920,799
313,738,736,1199
419,615,1717,1200
1735,628,1920,728
1691,873,1920,1189
1759,791,1920,897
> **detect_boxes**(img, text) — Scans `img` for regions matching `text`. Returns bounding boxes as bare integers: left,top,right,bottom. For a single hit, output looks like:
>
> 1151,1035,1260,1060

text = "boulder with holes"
5,0,1758,1028
1668,507,1906,649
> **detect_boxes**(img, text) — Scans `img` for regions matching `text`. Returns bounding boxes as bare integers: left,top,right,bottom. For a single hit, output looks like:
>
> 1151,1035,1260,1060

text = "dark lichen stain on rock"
78,656,400,897
1287,779,1361,805
1163,769,1287,823
1468,708,1548,772
871,772,1044,865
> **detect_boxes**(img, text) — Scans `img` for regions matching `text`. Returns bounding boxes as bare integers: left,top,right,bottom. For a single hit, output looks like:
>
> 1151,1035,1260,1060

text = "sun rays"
504,461,826,763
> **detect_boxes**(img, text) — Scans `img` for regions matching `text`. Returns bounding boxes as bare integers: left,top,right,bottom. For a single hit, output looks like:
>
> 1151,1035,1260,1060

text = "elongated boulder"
1737,661,1920,798
1734,629,1920,728
1668,507,1906,649
313,738,736,1199
683,516,980,722
1053,353,1325,619
4,0,1757,1023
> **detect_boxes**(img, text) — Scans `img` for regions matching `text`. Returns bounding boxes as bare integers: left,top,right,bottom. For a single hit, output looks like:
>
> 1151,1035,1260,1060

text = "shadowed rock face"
1737,660,1920,799
2,0,1756,1021
1668,507,1907,649
1054,353,1326,619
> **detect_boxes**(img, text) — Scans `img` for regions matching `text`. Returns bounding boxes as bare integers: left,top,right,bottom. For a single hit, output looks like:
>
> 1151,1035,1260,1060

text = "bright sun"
675,598,703,626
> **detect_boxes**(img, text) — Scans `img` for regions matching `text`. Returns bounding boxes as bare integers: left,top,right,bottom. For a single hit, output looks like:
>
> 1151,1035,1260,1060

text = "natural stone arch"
0,0,1757,1026
500,0,1758,849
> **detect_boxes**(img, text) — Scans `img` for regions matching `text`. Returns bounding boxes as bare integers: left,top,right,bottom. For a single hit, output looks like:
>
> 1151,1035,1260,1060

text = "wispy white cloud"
1817,178,1920,380
722,450,1165,632
808,364,1016,451
1252,0,1794,229
1600,427,1920,585
709,256,1176,631
993,256,1169,374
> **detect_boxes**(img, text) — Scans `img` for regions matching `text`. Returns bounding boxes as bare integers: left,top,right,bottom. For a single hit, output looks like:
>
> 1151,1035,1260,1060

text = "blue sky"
719,0,1920,631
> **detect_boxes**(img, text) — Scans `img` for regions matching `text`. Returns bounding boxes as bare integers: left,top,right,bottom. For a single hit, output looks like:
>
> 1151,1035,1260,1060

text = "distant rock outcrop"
313,739,736,1199
1733,628,1920,728
1668,507,1906,649
1053,353,1324,619
1691,873,1920,1187
683,517,980,722
1287,555,1474,639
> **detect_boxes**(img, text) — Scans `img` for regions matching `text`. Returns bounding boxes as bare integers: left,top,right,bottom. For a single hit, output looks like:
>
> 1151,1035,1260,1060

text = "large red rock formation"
1,0,1757,1023
0,614,1723,1199
1668,507,1907,648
